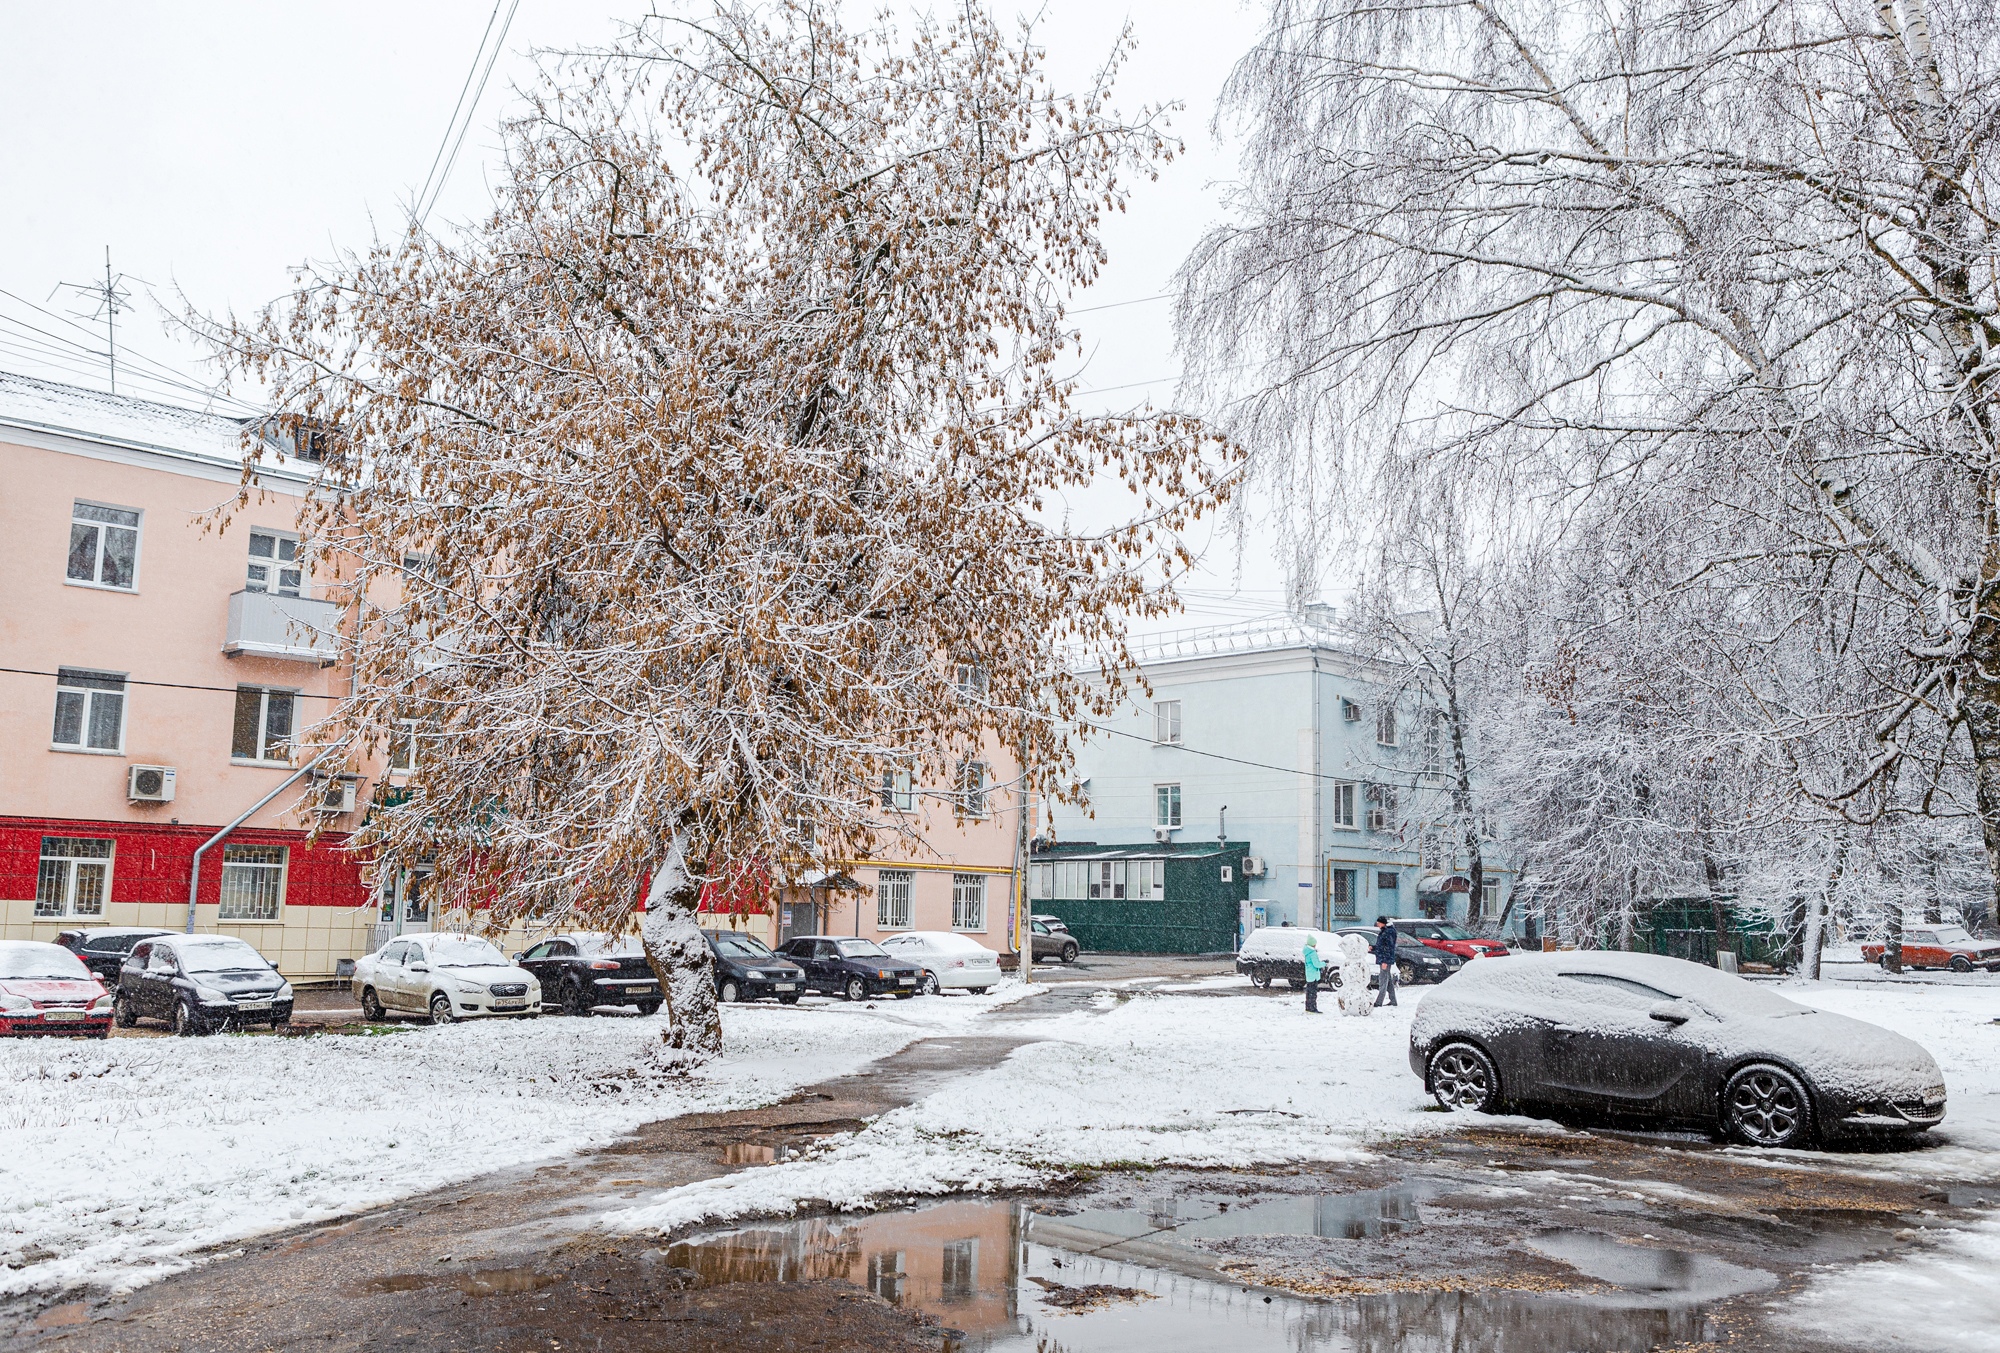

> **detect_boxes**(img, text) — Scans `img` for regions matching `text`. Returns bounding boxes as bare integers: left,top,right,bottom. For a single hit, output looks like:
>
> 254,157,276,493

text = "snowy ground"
0,985,1034,1300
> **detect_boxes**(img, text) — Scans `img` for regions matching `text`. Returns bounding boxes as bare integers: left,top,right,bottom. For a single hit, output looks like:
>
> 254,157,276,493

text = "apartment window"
1378,871,1401,895
940,1240,979,1302
876,869,913,930
1155,783,1182,829
952,874,987,931
955,662,989,697
388,719,420,772
958,761,989,817
1420,708,1444,772
66,501,140,589
1376,703,1398,747
1153,699,1182,745
879,769,914,812
232,686,295,763
866,1252,906,1303
246,530,302,596
1330,867,1357,919
1366,781,1398,830
1341,698,1362,723
1331,781,1358,829
218,844,287,920
52,668,125,752
35,837,113,918
1481,876,1501,918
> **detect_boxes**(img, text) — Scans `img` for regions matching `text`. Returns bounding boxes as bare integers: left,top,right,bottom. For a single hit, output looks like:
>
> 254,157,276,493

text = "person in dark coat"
1373,915,1400,1008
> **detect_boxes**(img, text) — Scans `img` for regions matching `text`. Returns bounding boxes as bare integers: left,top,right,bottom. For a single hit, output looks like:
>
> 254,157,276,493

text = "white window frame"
34,837,114,919
51,667,126,754
1341,698,1362,723
245,528,304,597
218,844,289,921
880,768,914,812
958,760,990,818
876,869,914,930
1481,876,1501,918
1376,703,1399,747
1331,780,1358,829
951,873,987,932
232,686,297,764
955,662,989,697
1153,699,1182,745
387,718,421,773
1154,782,1182,829
65,500,142,591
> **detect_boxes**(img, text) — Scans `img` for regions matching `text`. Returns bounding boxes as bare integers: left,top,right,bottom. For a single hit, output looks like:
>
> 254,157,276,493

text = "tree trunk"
639,838,722,1059
1883,898,1905,975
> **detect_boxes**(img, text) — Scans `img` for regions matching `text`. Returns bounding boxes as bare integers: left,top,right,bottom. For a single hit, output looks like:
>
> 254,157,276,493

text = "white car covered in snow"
352,933,541,1024
879,931,1002,994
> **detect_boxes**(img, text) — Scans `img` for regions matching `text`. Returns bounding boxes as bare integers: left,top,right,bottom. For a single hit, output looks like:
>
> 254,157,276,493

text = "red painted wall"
0,816,370,909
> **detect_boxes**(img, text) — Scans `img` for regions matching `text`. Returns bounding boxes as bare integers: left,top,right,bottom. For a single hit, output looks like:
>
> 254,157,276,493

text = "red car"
1391,919,1512,961
1861,924,2000,974
0,940,113,1038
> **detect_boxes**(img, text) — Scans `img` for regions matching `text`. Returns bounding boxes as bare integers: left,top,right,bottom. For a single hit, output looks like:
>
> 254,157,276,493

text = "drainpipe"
185,742,348,933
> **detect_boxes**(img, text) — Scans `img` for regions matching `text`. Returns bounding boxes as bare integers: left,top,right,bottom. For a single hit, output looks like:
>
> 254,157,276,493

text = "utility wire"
0,666,341,699
413,0,521,229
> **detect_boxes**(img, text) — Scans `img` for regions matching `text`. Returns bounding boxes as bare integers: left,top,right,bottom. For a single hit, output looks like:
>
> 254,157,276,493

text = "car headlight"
89,994,115,1012
0,993,31,1012
195,985,231,1005
452,977,487,994
877,970,892,979
276,981,294,1001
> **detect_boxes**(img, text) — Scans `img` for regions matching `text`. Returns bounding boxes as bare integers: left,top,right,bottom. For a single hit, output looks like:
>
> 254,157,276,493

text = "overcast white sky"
0,1,1292,627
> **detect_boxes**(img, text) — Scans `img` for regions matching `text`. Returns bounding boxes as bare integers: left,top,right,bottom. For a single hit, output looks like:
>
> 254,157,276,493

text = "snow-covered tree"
216,2,1234,1055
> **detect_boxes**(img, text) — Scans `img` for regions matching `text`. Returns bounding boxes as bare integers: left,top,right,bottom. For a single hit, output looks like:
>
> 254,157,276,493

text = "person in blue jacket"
1373,915,1400,1008
1302,933,1325,1013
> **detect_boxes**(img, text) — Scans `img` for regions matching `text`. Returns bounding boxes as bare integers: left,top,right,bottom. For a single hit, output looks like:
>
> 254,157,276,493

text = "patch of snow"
1779,1218,2000,1351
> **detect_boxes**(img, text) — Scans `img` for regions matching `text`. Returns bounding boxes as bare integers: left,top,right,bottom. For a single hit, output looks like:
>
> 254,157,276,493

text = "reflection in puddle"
663,1193,1752,1353
721,1143,779,1165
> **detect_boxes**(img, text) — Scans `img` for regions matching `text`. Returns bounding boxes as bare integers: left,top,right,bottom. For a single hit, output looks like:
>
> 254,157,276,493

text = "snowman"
1336,932,1374,1016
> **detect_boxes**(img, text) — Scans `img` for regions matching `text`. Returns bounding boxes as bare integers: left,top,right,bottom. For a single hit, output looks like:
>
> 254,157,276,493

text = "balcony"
223,589,340,663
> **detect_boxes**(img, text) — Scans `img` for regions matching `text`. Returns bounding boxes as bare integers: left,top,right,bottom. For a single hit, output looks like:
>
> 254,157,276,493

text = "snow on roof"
0,370,311,480
1114,613,1385,670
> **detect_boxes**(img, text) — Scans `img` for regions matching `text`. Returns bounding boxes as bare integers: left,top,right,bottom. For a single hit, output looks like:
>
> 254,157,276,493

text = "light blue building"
1047,614,1510,941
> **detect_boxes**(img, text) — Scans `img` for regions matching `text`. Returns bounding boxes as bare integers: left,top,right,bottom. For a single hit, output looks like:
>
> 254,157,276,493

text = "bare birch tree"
216,2,1234,1056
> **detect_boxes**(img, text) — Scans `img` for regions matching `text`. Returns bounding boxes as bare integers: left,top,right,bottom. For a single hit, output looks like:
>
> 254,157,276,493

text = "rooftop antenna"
53,247,140,395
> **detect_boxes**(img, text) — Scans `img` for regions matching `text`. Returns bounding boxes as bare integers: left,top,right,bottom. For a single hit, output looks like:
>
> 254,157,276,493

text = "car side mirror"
1649,1001,1691,1026
512,952,524,962
409,962,430,974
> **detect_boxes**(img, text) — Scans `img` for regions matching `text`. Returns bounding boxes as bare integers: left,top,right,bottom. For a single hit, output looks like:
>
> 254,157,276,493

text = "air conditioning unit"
315,777,359,815
1241,856,1266,877
1366,808,1389,831
1154,827,1174,843
128,765,176,803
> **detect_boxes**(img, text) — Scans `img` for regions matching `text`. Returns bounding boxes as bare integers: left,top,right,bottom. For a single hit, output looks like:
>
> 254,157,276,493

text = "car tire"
1721,1063,1815,1148
636,999,663,1016
920,972,940,996
113,993,139,1029
361,987,387,1021
778,993,801,1005
969,986,991,995
562,977,594,1018
1949,955,1973,974
1398,960,1418,986
270,1018,291,1033
429,992,456,1026
1061,944,1079,964
172,999,209,1038
1250,968,1273,989
1427,1041,1502,1113
844,977,867,1002
719,980,743,1004
1287,978,1305,990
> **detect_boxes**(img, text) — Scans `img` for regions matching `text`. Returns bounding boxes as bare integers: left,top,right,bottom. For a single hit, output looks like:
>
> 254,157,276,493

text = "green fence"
1629,898,1796,969
1034,898,1240,955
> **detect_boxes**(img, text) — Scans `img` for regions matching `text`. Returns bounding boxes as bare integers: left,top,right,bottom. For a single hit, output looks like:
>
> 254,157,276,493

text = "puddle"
1946,1185,1999,1207
661,1194,1754,1352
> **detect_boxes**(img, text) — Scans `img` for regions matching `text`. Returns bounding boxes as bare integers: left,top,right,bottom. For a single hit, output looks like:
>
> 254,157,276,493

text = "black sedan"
514,933,662,1016
1331,925,1461,986
703,930,806,1004
117,934,294,1035
54,927,173,985
1409,951,1947,1148
774,935,925,1000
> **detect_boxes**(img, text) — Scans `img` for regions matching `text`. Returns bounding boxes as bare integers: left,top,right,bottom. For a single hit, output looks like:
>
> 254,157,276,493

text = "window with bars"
876,869,913,930
1330,867,1358,918
1153,699,1181,745
52,668,125,752
35,837,112,918
231,687,295,763
219,845,288,920
1154,783,1181,829
951,874,986,931
66,501,140,589
246,530,303,596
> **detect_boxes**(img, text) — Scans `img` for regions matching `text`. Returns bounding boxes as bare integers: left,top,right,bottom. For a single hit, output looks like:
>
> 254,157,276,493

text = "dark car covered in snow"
774,936,923,1000
117,934,293,1035
515,933,662,1016
702,929,805,1004
1410,951,1946,1148
54,927,173,985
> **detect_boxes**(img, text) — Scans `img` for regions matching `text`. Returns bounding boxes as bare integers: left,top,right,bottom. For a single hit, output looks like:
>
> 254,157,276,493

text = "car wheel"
113,993,139,1029
1061,943,1079,964
270,1018,291,1033
719,979,742,1004
1287,978,1305,990
1428,1042,1502,1113
636,999,663,1016
361,987,387,1022
1879,953,1897,971
1949,955,1973,974
920,972,940,996
1250,968,1273,989
1398,960,1418,986
1722,1063,1814,1148
562,977,594,1017
844,977,867,1002
969,986,991,995
429,992,456,1026
778,993,801,1005
172,999,209,1038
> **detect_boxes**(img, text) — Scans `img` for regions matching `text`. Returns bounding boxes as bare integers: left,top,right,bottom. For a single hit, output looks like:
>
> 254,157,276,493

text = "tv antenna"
53,247,141,394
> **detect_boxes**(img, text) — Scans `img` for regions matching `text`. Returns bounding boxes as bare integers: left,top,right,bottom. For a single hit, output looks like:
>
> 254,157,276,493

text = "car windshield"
176,940,272,974
714,934,775,959
836,939,890,958
0,945,93,980
1427,923,1478,941
426,937,507,967
1932,925,1975,945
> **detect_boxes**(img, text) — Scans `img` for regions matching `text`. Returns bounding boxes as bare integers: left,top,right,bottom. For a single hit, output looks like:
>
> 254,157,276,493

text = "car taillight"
590,959,620,970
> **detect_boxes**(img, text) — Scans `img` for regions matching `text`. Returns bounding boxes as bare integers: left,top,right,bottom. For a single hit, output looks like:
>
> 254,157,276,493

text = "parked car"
1861,924,2000,974
1332,925,1462,986
1409,950,1947,1147
1388,919,1512,962
1012,918,1080,964
1031,915,1071,934
880,931,1003,994
351,933,540,1024
774,936,925,1000
117,934,293,1036
1236,926,1347,989
514,932,663,1015
702,930,806,1004
54,927,173,985
0,941,113,1038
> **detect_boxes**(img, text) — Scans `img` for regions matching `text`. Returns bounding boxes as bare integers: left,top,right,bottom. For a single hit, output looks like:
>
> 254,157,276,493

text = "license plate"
897,977,915,985
236,1001,271,1012
775,983,796,991
493,1002,527,1012
43,1010,85,1022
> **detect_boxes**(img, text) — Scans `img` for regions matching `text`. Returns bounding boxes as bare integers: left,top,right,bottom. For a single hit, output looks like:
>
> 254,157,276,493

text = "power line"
0,666,341,699
414,0,520,229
